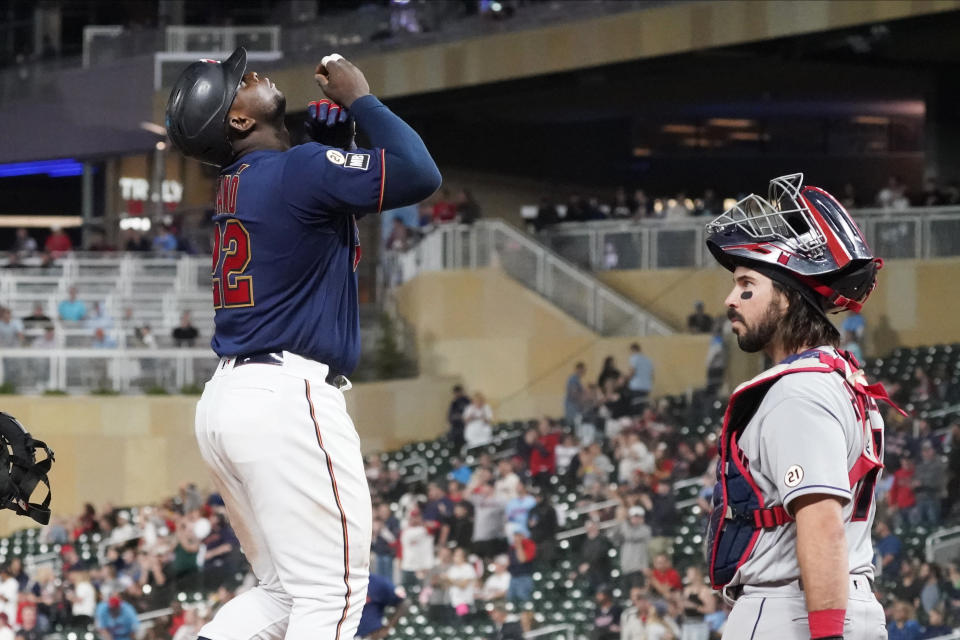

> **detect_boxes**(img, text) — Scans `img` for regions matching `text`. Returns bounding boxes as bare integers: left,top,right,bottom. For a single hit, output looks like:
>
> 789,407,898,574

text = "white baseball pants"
722,575,886,639
194,352,372,640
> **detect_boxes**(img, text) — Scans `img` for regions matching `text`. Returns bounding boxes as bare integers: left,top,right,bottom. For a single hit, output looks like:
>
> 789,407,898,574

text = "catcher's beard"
733,297,784,353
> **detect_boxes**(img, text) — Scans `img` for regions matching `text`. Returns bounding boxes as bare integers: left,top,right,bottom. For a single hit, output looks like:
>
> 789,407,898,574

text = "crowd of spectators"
4,223,198,261
528,175,960,233
563,343,656,438
380,187,481,288
0,295,199,351
2,224,205,358
382,187,481,252
356,340,960,639
876,175,960,211
530,187,723,232
0,339,952,639
0,484,244,640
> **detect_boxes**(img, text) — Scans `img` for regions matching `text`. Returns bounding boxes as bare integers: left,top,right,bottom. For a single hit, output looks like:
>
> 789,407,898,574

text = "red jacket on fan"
529,431,560,476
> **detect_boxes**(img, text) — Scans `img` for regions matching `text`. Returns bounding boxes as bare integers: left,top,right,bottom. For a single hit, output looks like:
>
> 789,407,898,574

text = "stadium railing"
393,219,674,337
523,623,575,640
1,252,210,317
0,348,217,393
534,206,960,271
925,525,960,565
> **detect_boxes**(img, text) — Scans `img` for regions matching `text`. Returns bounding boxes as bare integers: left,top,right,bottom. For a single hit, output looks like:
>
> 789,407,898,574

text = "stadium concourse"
0,344,951,640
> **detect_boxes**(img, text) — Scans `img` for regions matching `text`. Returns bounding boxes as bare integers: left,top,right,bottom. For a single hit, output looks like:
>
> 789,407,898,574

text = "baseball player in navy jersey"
702,174,903,640
164,48,440,640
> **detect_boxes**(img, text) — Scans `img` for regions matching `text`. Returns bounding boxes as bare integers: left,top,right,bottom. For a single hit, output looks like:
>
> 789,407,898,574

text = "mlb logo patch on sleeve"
344,153,370,170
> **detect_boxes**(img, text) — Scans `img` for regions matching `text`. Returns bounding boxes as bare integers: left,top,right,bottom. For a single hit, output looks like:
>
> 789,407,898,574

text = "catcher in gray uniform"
703,174,903,640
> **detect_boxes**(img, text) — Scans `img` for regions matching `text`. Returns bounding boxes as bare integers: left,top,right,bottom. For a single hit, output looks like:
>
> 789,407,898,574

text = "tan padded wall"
0,375,456,535
395,268,712,420
597,258,960,354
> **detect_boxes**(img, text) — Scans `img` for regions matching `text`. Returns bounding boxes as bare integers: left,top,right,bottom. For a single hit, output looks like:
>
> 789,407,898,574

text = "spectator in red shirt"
44,227,72,256
431,189,457,224
447,480,465,503
648,553,682,598
168,601,186,636
506,528,536,604
528,418,561,488
652,443,676,483
888,456,917,527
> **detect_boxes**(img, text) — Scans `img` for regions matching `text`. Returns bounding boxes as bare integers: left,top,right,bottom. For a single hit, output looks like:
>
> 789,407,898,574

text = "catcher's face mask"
0,413,54,525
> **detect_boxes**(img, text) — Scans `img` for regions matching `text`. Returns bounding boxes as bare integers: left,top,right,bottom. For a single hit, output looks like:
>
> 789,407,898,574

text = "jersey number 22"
212,219,254,308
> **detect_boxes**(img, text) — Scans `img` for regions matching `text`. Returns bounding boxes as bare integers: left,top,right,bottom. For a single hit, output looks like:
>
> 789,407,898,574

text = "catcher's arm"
795,494,848,640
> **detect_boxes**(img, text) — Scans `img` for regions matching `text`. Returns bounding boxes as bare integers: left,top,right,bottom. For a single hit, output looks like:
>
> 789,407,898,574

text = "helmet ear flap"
824,259,881,310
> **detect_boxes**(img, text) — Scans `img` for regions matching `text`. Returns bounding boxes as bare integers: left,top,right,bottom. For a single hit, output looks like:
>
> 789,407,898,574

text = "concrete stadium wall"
597,258,960,355
394,268,712,421
0,375,456,535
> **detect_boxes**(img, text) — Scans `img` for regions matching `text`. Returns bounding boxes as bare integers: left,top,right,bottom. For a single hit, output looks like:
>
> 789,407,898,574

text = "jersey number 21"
212,219,254,309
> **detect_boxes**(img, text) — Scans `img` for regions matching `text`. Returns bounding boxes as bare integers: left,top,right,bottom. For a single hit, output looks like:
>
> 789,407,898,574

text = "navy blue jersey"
210,142,385,375
356,573,402,638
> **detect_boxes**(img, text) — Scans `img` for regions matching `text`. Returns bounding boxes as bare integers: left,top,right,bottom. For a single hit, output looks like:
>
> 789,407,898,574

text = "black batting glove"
305,99,356,150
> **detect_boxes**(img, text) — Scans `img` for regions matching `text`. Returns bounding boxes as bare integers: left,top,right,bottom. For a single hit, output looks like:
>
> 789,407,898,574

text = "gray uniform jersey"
728,347,882,587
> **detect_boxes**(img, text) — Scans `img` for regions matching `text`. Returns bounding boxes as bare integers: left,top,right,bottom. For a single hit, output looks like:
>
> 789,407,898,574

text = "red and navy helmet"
705,173,882,314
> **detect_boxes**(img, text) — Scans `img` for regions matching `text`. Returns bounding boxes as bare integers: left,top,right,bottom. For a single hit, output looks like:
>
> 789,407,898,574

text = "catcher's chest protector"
706,349,897,589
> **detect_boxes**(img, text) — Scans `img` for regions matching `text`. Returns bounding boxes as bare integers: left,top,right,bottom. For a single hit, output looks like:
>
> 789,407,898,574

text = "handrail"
572,498,621,516
464,429,523,454
139,607,174,622
489,219,673,335
535,206,960,270
924,403,960,419
398,220,673,336
524,623,575,640
397,454,429,487
672,477,703,491
0,347,216,392
556,517,620,541
925,525,960,563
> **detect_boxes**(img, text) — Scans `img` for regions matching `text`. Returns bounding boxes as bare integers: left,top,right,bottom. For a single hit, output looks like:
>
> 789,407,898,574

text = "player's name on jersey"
215,164,249,215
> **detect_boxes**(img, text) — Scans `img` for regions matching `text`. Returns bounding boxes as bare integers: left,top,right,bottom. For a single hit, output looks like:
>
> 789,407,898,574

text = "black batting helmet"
165,47,247,167
705,173,882,316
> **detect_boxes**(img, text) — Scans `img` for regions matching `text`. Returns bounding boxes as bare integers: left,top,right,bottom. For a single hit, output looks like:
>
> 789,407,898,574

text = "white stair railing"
397,220,673,336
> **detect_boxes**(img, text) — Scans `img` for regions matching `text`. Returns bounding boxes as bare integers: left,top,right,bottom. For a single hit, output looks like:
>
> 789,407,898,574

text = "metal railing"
396,220,673,336
0,253,215,333
571,498,620,516
925,525,960,565
154,50,284,91
536,207,960,271
524,623,575,640
555,517,620,541
164,26,281,53
0,348,217,394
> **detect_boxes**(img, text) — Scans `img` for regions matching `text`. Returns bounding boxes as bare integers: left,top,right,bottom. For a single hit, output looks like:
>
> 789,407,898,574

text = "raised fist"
314,54,370,108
